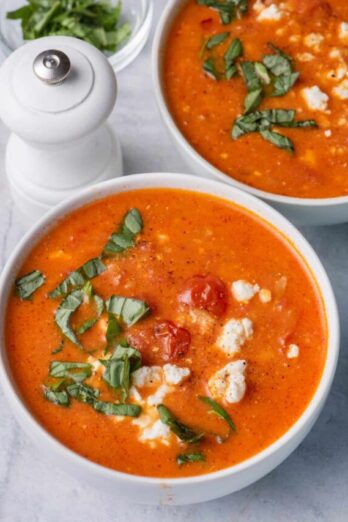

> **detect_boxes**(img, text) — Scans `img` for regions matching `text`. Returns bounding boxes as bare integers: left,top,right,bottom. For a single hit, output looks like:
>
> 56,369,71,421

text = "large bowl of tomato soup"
0,173,339,504
153,0,348,226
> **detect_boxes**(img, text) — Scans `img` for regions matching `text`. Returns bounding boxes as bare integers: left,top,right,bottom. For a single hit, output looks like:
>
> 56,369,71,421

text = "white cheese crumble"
257,3,282,21
333,79,348,100
259,288,272,303
302,86,329,112
304,33,324,50
217,318,253,356
287,344,300,359
324,129,332,138
339,22,348,42
147,384,170,406
208,360,247,404
297,52,314,63
231,280,260,303
141,419,171,442
163,364,190,385
132,366,162,388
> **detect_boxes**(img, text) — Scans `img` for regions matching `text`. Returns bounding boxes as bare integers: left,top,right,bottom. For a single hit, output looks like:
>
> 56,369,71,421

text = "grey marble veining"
0,2,348,520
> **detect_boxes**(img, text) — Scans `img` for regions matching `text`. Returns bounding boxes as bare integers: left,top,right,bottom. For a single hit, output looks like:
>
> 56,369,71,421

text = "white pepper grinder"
0,35,123,223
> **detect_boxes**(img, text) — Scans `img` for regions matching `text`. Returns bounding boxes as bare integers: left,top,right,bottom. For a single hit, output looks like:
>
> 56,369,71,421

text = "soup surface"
6,189,327,478
164,0,348,198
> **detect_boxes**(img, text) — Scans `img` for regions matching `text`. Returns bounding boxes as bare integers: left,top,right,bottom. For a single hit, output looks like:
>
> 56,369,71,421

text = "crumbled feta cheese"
324,129,332,138
87,355,103,373
257,3,282,21
287,344,300,359
141,419,171,442
176,308,215,335
302,86,329,111
129,386,142,402
253,0,264,12
208,360,247,404
217,318,253,356
304,33,324,50
231,280,260,303
132,366,162,388
339,22,348,42
333,79,348,99
259,288,272,303
147,384,170,406
163,364,190,385
297,53,314,63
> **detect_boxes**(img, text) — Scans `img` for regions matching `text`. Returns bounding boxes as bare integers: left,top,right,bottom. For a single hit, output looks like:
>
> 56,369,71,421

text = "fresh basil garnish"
15,270,45,300
44,387,70,407
262,43,299,97
206,31,229,50
49,361,92,382
177,452,206,466
199,396,236,432
54,290,85,347
157,404,205,444
232,109,317,152
105,313,122,351
101,342,142,401
6,0,131,53
224,37,243,79
203,57,219,80
240,62,265,113
93,400,141,417
106,295,150,326
197,0,248,24
66,382,99,404
103,208,143,257
49,257,106,299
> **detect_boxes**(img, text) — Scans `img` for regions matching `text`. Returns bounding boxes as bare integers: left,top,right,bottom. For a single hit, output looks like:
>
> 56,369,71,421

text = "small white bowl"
152,0,348,227
0,173,339,505
0,0,153,73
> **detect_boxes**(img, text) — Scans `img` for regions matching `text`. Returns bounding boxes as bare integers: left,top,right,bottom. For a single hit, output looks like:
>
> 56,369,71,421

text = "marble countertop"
0,2,348,520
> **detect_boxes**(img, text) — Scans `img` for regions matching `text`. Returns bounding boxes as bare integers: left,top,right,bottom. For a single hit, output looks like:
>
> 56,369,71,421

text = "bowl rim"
0,172,340,487
151,0,348,208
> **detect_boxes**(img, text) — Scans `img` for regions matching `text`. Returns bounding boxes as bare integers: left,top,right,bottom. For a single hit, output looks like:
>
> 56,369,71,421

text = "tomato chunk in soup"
6,189,327,478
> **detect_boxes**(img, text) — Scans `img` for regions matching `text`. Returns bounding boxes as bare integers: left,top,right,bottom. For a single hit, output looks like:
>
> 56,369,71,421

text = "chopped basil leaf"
54,290,84,347
260,129,294,153
254,62,271,85
231,109,317,152
51,339,65,355
106,313,122,351
199,396,236,432
157,404,205,444
106,295,150,326
262,44,299,97
44,387,70,407
15,270,45,300
66,382,99,404
224,37,243,79
206,31,229,50
49,257,106,299
197,0,248,24
49,361,92,382
101,342,142,401
103,208,143,257
244,88,263,114
203,57,219,80
240,61,261,93
177,452,206,466
93,400,141,417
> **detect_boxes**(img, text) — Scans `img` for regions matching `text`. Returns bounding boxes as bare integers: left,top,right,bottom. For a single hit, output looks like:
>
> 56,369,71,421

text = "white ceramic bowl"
0,173,339,505
152,0,348,227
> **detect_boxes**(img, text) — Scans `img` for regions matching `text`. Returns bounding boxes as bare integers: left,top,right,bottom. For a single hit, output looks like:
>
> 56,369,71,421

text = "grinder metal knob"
33,49,71,85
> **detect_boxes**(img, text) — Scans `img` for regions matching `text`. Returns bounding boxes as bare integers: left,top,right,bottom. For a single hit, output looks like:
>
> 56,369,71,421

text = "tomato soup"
6,189,327,478
163,0,348,198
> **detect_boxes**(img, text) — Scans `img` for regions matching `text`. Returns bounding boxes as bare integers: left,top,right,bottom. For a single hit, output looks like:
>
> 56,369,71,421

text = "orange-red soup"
6,189,327,478
164,0,348,198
